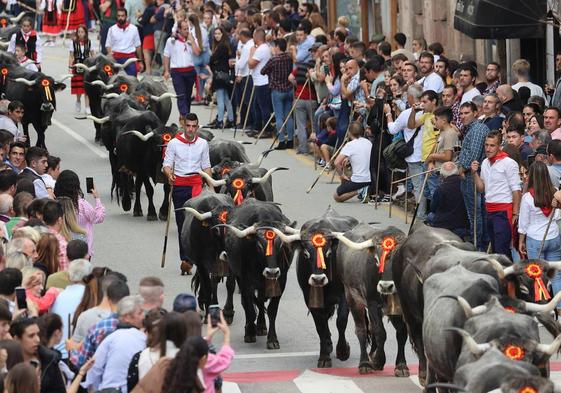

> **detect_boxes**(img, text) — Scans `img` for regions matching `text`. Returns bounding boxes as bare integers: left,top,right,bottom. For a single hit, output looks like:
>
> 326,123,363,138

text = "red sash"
172,133,202,195
485,202,513,224
112,51,136,59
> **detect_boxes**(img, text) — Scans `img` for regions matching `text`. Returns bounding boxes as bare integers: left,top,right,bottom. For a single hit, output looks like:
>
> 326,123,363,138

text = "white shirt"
162,136,211,175
0,115,23,140
512,81,546,100
340,137,373,183
387,108,423,163
480,156,521,203
41,173,55,189
19,59,38,72
235,39,253,77
138,341,179,379
106,24,141,54
460,87,481,104
51,284,85,358
163,37,196,69
518,192,560,241
250,43,271,86
418,72,444,93
8,31,43,64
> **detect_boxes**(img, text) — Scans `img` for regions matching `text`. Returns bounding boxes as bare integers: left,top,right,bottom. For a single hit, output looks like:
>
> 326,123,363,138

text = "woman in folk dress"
68,25,94,114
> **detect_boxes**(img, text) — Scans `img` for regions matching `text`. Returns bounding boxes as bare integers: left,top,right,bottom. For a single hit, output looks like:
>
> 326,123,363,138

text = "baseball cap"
173,293,197,313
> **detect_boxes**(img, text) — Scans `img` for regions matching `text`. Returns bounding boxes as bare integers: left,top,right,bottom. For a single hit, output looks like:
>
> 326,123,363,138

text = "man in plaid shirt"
457,101,490,250
69,312,119,368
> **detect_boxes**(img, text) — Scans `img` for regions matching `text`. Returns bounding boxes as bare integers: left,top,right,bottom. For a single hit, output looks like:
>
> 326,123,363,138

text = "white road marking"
222,382,242,393
52,119,108,159
409,375,423,390
293,369,364,393
235,351,318,359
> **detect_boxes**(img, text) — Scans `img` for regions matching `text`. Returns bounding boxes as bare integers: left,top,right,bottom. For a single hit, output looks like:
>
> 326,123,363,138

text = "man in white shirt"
333,122,372,203
511,58,546,99
105,8,143,76
247,28,272,136
459,63,481,105
234,28,253,128
472,130,521,258
0,101,25,142
163,19,200,117
162,113,214,274
417,52,444,93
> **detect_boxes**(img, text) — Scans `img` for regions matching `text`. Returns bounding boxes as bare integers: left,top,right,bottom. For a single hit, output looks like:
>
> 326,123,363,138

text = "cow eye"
303,249,310,259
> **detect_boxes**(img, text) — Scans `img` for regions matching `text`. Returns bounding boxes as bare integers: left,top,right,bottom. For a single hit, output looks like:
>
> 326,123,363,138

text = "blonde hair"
22,267,45,289
188,13,203,50
337,16,349,28
512,59,531,78
58,198,87,241
12,226,42,244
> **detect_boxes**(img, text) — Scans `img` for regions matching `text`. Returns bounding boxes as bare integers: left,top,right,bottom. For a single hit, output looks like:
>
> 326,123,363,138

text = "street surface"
38,42,561,392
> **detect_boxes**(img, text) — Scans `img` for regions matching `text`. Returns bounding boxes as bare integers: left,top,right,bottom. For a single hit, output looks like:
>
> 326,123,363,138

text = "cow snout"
377,280,396,295
262,267,281,279
308,274,328,287
41,102,54,112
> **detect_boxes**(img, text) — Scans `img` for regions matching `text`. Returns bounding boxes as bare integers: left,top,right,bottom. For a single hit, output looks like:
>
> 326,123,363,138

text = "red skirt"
143,34,155,51
43,10,61,35
59,0,85,34
70,69,84,95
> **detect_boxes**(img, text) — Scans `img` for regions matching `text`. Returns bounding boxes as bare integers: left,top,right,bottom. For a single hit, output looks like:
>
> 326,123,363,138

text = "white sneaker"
392,184,406,201
85,107,91,115
75,101,81,113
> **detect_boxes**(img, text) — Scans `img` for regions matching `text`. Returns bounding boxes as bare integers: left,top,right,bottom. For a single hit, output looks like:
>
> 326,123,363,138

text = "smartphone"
86,177,94,194
15,287,26,310
208,304,220,328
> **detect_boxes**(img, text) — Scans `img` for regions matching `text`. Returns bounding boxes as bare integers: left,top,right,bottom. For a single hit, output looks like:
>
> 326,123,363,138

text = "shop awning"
453,0,547,39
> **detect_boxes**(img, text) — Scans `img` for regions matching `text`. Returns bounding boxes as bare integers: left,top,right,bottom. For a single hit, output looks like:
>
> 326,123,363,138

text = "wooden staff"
329,103,355,184
473,175,478,249
254,111,275,144
241,81,255,136
391,167,439,184
161,164,175,268
408,166,431,234
538,208,557,258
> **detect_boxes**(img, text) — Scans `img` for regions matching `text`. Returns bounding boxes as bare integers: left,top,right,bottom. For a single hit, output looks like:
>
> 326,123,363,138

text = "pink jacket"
203,345,234,393
78,197,105,256
27,287,59,314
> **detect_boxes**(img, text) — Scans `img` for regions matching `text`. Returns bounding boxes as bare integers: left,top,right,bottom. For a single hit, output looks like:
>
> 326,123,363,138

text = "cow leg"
367,301,387,371
348,296,374,374
159,183,170,221
310,308,334,368
256,297,267,336
389,315,410,377
21,122,30,148
133,176,143,217
120,173,132,212
335,296,350,361
34,125,46,148
196,267,213,315
223,275,236,325
143,177,157,221
240,282,257,343
210,275,221,305
265,275,287,350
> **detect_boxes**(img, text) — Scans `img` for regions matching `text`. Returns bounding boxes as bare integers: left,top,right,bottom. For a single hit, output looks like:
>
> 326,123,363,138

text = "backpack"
383,126,421,170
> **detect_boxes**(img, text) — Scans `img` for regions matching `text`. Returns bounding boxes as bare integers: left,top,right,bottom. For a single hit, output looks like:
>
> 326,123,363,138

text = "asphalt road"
36,42,561,393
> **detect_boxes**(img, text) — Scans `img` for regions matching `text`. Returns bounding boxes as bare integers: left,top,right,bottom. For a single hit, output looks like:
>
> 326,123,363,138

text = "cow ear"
54,82,66,91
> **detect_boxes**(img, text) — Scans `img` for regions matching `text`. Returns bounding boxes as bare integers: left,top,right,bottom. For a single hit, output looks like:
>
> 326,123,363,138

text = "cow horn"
284,225,299,234
455,296,488,318
546,261,561,270
86,115,110,124
486,258,506,279
251,167,289,184
149,92,178,101
176,207,213,221
216,224,256,238
102,93,120,99
260,227,300,243
9,11,25,22
91,80,114,90
445,327,491,356
113,57,139,69
522,291,561,314
121,130,155,142
13,78,36,86
332,232,375,251
56,74,73,83
252,149,275,167
73,63,96,72
502,265,517,277
536,333,561,355
0,41,9,48
198,170,227,188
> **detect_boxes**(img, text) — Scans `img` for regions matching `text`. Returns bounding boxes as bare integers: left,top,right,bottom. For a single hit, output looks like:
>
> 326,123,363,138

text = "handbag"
394,126,421,159
382,127,421,170
213,70,232,85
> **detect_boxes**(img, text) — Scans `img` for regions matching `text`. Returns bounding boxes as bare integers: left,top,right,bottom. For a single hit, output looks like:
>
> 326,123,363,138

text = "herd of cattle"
2,33,561,392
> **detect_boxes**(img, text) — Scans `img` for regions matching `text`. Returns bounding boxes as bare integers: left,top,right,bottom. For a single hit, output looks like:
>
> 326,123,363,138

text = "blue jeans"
171,69,197,116
423,163,440,200
193,51,210,97
407,162,427,221
313,105,331,134
216,88,233,123
271,89,294,142
252,84,272,132
114,57,137,76
526,235,561,308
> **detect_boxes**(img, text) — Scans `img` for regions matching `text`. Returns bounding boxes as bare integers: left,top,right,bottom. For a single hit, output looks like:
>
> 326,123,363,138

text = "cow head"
14,75,64,126
332,226,405,294
211,158,243,180
500,260,561,303
199,167,288,205
177,203,233,252
457,292,561,318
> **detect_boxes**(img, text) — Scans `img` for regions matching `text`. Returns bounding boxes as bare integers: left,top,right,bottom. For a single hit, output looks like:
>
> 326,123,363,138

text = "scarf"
528,188,553,217
117,21,129,30
489,151,509,164
175,133,198,144
176,34,189,51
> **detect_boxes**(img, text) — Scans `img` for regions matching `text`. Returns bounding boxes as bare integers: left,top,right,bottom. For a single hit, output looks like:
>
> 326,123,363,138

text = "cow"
208,138,250,167
333,224,410,376
133,77,175,124
0,12,24,45
269,207,358,367
220,199,295,349
176,191,235,316
0,56,67,148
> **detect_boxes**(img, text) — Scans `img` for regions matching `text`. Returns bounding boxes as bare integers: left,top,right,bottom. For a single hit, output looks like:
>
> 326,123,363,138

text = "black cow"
271,207,358,367
221,199,295,349
177,191,235,315
209,138,250,166
133,77,174,124
334,224,409,376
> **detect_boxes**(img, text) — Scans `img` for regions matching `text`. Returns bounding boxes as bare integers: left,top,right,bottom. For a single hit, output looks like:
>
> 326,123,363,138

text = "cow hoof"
336,341,350,361
147,213,158,221
133,210,143,217
223,312,234,325
244,335,256,343
317,357,332,368
158,210,168,221
358,362,375,375
371,351,386,370
394,363,410,377
418,370,427,387
256,326,268,336
266,339,280,350
123,201,132,212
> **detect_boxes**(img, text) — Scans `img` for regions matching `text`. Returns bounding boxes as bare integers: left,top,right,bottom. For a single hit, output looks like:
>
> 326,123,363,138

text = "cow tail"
365,308,372,346
192,270,201,295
